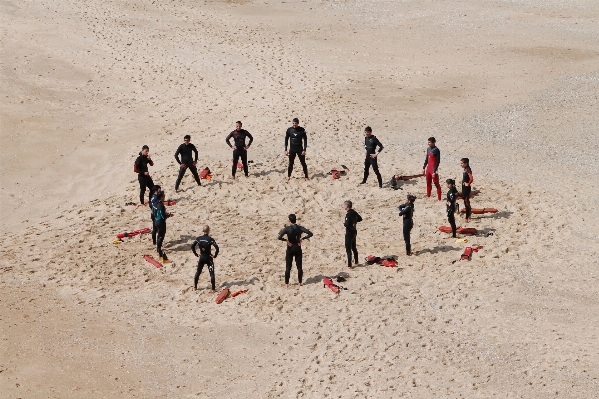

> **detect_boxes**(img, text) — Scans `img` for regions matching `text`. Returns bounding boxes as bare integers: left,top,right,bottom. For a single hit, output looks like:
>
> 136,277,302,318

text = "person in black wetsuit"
191,225,219,291
445,179,458,238
460,158,474,223
226,121,253,179
134,145,154,205
174,135,202,191
285,118,309,181
360,126,384,188
398,195,416,256
149,185,162,245
277,214,313,288
152,191,173,263
344,200,362,269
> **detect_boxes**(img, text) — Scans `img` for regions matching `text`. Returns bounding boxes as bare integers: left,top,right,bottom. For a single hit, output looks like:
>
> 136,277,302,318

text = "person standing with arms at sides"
149,185,162,245
445,179,458,238
360,126,384,188
152,191,173,263
278,214,313,288
344,200,362,269
285,117,309,181
422,137,441,200
134,145,154,205
398,195,416,256
461,158,474,223
225,121,253,179
191,225,219,292
174,135,202,192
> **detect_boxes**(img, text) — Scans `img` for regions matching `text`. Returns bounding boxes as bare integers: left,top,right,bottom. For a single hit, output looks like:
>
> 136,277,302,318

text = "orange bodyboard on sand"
439,226,477,235
143,254,162,268
460,207,497,214
216,288,230,304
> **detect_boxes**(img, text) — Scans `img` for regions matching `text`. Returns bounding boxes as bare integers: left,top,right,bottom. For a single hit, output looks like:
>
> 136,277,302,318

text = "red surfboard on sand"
323,277,339,293
216,288,230,304
439,226,477,235
230,289,248,298
461,245,483,260
117,228,152,239
143,254,162,268
460,207,497,214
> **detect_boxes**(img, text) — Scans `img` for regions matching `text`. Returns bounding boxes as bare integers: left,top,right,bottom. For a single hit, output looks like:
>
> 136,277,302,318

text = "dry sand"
1,0,598,397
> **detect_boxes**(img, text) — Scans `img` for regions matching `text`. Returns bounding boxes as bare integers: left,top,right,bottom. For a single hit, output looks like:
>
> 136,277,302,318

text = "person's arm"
285,129,290,151
278,227,288,241
398,204,409,216
376,138,384,154
423,151,428,170
212,239,219,258
246,131,253,147
433,147,440,173
356,212,363,223
191,241,199,257
466,168,473,185
192,144,198,163
299,226,313,240
226,132,233,148
134,156,141,173
174,145,182,165
147,156,154,167
303,130,307,152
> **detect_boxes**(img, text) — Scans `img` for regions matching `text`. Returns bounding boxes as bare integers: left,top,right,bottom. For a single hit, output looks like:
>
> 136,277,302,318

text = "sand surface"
1,0,598,397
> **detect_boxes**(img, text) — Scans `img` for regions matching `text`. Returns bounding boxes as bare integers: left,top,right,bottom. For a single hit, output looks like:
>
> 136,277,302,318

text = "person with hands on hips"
191,225,220,292
225,121,253,179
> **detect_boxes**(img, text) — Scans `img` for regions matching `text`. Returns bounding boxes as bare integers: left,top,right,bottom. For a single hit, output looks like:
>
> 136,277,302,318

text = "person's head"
460,157,469,168
184,134,191,144
292,118,299,128
427,137,436,148
153,185,162,194
236,121,242,131
141,145,149,155
158,191,165,200
288,214,297,224
445,178,455,188
364,126,372,137
344,200,352,211
407,195,416,203
203,225,210,234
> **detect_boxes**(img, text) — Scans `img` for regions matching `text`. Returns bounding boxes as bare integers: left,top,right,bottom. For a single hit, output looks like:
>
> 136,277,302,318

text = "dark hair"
153,185,162,193
445,179,455,185
364,126,372,132
293,118,299,123
344,200,352,209
288,214,297,223
142,145,149,150
460,157,470,165
407,195,416,202
236,121,242,126
428,137,436,143
184,135,191,140
158,191,165,199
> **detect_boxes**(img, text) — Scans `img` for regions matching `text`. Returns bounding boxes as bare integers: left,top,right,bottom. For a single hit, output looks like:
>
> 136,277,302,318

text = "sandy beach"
1,0,598,397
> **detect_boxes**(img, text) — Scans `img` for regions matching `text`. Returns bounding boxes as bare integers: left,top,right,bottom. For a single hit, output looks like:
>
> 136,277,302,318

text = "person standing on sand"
134,145,154,205
285,117,309,181
225,121,253,179
174,135,202,192
191,225,219,292
423,137,441,200
278,214,313,288
344,200,362,269
398,195,416,256
149,185,162,245
152,191,173,264
360,126,384,188
445,179,458,238
461,158,474,223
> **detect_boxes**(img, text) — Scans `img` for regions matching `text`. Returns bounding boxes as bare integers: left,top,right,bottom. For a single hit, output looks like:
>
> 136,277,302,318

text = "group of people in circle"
132,120,475,290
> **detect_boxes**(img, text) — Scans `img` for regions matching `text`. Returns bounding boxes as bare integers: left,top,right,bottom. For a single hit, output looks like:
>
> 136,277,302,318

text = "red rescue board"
162,200,177,206
323,277,339,293
230,289,248,298
143,254,162,268
439,226,478,235
216,288,230,304
117,228,152,239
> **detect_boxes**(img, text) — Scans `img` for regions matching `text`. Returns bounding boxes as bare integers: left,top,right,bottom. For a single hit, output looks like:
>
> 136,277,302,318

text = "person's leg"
371,157,382,187
285,247,293,285
189,165,202,186
433,173,441,200
138,174,147,205
194,258,205,289
448,212,457,238
295,247,303,284
298,154,308,178
425,171,432,198
464,196,471,221
208,258,216,291
151,214,157,245
146,176,154,205
175,166,187,190
351,233,358,264
403,223,412,254
156,224,166,259
241,150,249,177
232,150,240,177
287,151,297,177
362,158,370,183
345,233,353,268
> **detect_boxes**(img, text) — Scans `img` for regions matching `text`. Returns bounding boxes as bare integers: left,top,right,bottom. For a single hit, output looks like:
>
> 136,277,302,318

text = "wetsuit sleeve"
433,147,440,173
174,145,182,165
278,227,289,241
226,132,234,148
191,240,199,257
303,130,307,151
246,131,253,146
398,204,409,216
423,152,428,169
356,212,363,223
466,168,473,184
192,144,198,162
147,155,154,167
211,239,219,258
285,129,290,151
376,138,384,153
299,226,313,240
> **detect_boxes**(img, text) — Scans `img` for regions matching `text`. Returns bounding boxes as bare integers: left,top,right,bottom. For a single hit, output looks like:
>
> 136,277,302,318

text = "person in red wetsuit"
460,158,474,223
422,137,441,200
